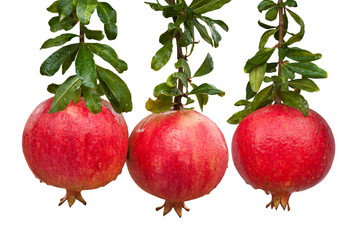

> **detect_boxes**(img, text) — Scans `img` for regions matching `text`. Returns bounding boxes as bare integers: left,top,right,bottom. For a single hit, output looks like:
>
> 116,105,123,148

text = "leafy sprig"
228,0,327,124
41,0,132,114
145,0,230,113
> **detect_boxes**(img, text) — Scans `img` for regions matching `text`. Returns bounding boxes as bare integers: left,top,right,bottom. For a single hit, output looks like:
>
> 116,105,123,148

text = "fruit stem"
169,0,185,111
274,0,284,104
156,200,190,217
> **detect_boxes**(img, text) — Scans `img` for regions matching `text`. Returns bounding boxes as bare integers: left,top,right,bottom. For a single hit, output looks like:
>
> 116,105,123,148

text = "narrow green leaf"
41,43,80,76
144,2,163,11
246,82,257,100
173,72,188,89
82,86,102,114
258,0,276,12
97,66,132,113
234,99,251,107
151,40,173,71
87,43,127,73
146,96,174,114
201,16,229,32
281,64,295,80
190,0,231,15
286,47,322,62
162,4,183,18
251,84,274,111
81,25,104,41
201,17,222,47
259,29,278,50
227,108,252,124
282,9,305,46
266,62,278,73
286,62,328,78
153,83,182,97
166,74,177,87
49,75,82,113
47,83,60,94
194,53,214,77
279,91,309,117
265,6,278,21
191,83,209,111
77,0,98,25
47,1,59,13
74,88,82,103
76,44,97,88
41,34,78,49
289,79,320,92
58,0,73,21
189,83,225,96
186,97,195,105
193,18,213,46
258,20,276,29
62,45,79,74
244,47,276,73
175,58,191,78
249,64,267,92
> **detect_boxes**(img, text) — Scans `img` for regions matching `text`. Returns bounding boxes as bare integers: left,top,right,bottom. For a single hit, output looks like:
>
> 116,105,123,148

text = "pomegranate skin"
232,104,335,210
127,110,228,216
22,97,128,206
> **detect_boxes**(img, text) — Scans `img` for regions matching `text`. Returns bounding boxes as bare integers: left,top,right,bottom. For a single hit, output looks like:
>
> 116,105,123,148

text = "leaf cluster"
228,0,328,124
145,0,230,113
41,0,132,114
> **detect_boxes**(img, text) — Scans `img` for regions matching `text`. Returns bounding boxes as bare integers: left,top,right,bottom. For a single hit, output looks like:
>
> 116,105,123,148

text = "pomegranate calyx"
265,192,291,211
156,201,190,218
58,190,87,207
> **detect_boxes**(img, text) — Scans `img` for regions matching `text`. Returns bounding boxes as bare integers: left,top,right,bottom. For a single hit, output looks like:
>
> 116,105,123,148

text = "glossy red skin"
127,110,228,202
232,104,335,195
22,98,128,191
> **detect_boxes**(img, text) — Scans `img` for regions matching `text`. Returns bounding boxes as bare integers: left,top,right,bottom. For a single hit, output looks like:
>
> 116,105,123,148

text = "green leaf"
286,47,322,62
76,44,97,88
244,47,276,73
144,2,163,11
81,25,104,41
49,75,82,113
74,88,82,103
173,72,188,89
47,83,60,94
97,2,117,40
259,29,278,50
282,9,305,46
48,16,75,32
249,64,267,92
151,39,173,71
266,62,278,73
189,83,225,96
193,18,213,46
58,0,74,21
191,83,209,111
77,0,98,25
234,99,251,107
279,91,309,117
87,43,127,73
41,43,80,76
265,6,278,21
153,83,182,97
201,17,222,47
162,4,183,18
82,86,102,114
62,46,79,74
289,79,320,92
201,16,229,32
281,64,295,80
194,53,214,77
281,0,297,7
258,20,276,29
186,97,195,105
258,0,276,12
286,62,328,78
47,1,59,13
97,66,132,113
41,34,78,49
175,58,191,77
251,84,274,111
146,95,174,114
227,108,252,124
246,82,257,100
190,0,231,15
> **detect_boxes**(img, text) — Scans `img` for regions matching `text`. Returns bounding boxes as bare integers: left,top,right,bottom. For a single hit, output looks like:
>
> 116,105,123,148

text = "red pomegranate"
127,110,228,217
232,104,335,210
22,98,128,207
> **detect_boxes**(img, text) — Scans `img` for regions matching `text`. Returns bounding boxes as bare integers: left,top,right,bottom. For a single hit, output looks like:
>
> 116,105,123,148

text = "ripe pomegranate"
127,110,228,217
232,104,335,210
22,98,128,207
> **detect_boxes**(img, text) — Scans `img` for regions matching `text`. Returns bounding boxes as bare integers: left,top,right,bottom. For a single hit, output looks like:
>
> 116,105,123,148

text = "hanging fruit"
228,0,335,210
22,0,132,207
127,0,231,217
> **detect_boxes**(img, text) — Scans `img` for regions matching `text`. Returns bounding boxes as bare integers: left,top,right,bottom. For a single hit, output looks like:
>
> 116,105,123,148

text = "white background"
1,0,362,239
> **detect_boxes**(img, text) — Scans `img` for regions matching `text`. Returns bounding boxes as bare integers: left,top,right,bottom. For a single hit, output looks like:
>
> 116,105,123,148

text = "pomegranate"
127,110,228,217
232,104,335,210
22,98,128,207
